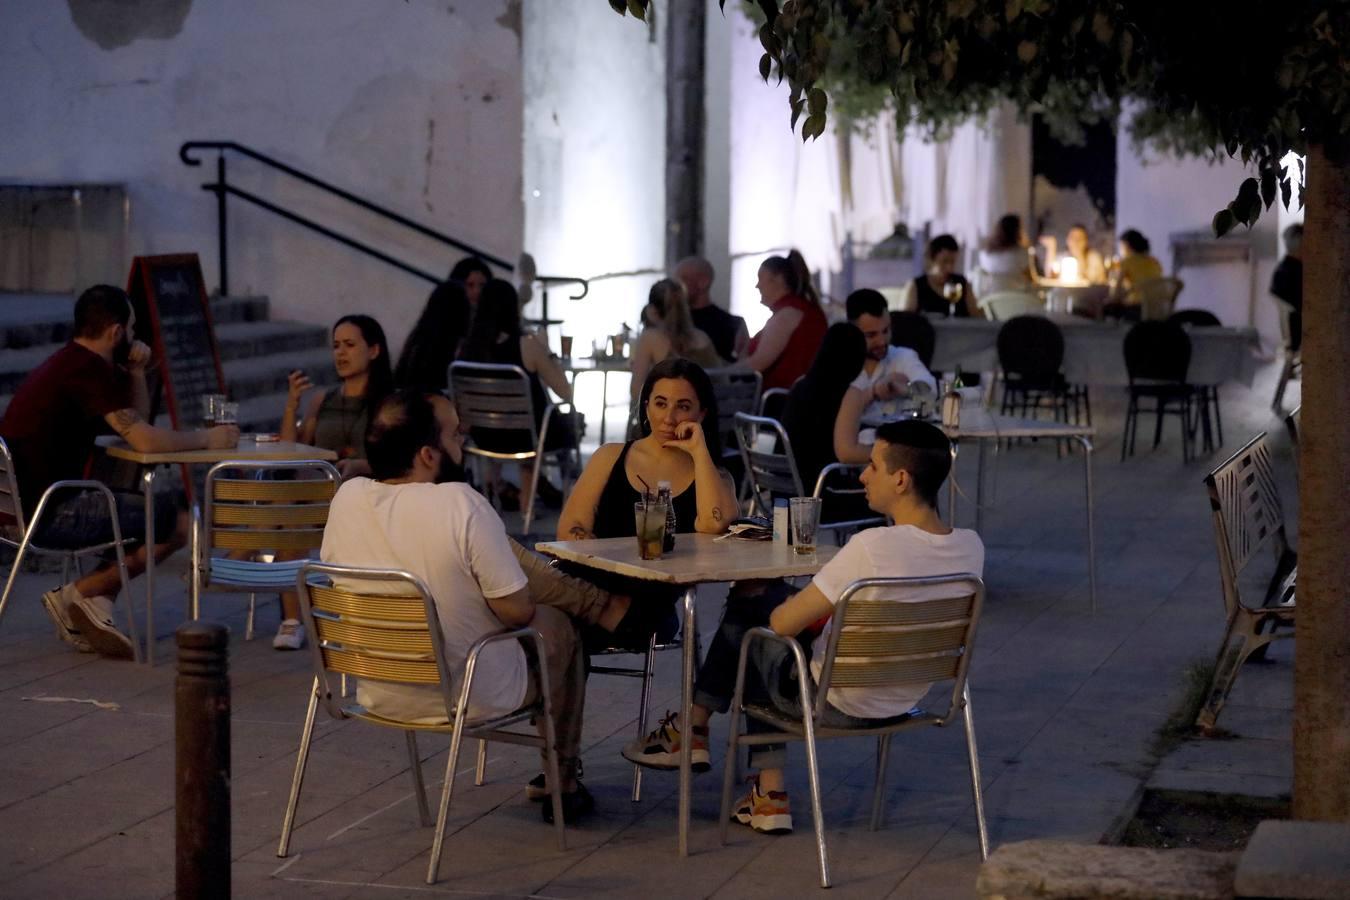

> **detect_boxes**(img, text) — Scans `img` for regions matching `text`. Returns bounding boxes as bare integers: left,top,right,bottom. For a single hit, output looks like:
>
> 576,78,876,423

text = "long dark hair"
799,323,866,408
989,214,1022,250
448,256,492,284
459,278,522,363
333,314,394,415
394,280,470,391
635,357,723,462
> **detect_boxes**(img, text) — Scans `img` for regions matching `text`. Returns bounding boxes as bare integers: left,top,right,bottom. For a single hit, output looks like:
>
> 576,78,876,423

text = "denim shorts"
29,488,179,551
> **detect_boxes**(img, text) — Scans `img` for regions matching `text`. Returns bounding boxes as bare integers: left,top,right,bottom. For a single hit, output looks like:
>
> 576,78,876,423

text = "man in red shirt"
0,285,238,657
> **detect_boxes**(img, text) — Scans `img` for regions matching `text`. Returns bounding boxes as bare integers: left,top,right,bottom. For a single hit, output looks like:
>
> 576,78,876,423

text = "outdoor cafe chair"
978,290,1043,322
1121,320,1204,462
1271,298,1302,412
450,361,581,534
757,386,791,423
1195,433,1296,731
1126,276,1185,321
718,574,988,888
278,561,567,884
1168,309,1225,447
889,311,936,369
997,316,1089,455
189,459,339,639
0,437,140,660
734,412,885,538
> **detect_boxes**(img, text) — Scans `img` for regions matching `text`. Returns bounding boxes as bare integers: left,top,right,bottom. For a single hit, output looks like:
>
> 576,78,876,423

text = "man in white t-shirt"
624,420,983,836
321,390,593,823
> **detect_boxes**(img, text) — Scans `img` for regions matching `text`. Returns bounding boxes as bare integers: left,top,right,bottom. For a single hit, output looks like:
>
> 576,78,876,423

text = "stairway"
0,292,338,431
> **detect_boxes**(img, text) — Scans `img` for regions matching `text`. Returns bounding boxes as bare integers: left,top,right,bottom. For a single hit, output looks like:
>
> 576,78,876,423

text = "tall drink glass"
634,500,669,560
790,496,822,555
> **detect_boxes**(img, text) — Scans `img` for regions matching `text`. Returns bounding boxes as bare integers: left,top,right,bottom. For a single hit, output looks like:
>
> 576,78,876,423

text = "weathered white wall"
0,0,524,349
1116,118,1279,349
521,0,666,353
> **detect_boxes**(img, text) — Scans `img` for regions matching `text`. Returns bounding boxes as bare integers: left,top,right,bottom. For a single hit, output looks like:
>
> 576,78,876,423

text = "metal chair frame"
756,386,791,421
278,561,566,884
0,437,140,660
1121,321,1203,463
449,361,580,534
996,317,1090,456
190,459,340,640
717,574,988,888
734,413,885,536
1195,433,1296,731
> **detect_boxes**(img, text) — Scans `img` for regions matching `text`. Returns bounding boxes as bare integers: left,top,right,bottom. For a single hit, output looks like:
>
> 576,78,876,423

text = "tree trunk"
1293,143,1350,822
665,0,706,267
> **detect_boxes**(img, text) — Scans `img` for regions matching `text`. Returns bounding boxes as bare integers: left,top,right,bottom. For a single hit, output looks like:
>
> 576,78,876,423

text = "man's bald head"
675,256,715,308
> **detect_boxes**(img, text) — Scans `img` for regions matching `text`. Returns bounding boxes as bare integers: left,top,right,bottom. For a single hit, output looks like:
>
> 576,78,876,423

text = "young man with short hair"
0,285,239,657
624,420,983,834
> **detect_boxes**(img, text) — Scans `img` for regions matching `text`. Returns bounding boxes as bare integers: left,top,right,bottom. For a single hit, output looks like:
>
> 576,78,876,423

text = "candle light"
1059,256,1080,283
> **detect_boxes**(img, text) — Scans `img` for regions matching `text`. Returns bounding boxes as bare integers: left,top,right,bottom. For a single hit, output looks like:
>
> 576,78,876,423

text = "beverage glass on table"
560,335,573,359
789,496,822,555
942,280,964,316
217,401,239,426
634,500,669,560
202,393,225,428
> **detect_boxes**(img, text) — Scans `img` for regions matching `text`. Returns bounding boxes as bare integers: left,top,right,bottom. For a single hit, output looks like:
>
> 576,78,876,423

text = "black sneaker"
525,759,584,802
540,782,595,824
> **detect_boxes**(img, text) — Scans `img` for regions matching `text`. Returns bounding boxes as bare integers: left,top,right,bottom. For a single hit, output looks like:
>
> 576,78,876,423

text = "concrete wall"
521,0,666,354
0,0,524,349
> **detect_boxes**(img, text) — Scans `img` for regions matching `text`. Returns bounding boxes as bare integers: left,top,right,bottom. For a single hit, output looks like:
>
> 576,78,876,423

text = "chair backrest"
0,437,26,532
1203,433,1291,617
203,459,339,556
297,561,454,722
889,311,936,368
996,315,1065,383
1127,277,1184,320
1124,320,1192,384
1168,309,1221,328
708,368,762,442
449,362,540,439
979,291,1043,322
816,574,984,725
734,412,804,512
758,387,791,422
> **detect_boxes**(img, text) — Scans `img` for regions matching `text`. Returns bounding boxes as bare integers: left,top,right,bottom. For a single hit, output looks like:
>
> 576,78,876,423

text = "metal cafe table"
96,436,337,664
535,532,839,855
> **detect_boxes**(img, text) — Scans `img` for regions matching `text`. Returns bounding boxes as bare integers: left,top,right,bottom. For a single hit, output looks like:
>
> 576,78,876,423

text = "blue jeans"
693,581,885,770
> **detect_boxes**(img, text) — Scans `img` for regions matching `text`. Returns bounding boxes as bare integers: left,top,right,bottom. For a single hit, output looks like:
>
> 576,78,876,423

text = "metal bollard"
176,622,230,899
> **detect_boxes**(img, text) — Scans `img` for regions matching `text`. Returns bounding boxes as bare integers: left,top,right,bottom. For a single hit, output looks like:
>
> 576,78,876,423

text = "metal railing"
179,141,587,320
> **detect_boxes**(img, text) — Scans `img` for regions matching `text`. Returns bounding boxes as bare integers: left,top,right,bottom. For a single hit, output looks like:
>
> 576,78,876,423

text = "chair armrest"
736,626,816,717
813,463,865,499
25,480,127,543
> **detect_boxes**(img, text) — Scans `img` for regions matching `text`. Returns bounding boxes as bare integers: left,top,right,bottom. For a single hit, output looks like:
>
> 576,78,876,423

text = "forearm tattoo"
711,506,724,523
568,525,591,540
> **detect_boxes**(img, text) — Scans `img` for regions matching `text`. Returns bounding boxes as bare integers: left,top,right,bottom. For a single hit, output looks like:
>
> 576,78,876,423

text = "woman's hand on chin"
660,420,708,458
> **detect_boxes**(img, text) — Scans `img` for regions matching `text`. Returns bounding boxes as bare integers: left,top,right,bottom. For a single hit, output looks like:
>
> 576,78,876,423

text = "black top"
913,274,973,317
690,304,746,363
593,441,699,538
781,378,838,492
1270,256,1302,313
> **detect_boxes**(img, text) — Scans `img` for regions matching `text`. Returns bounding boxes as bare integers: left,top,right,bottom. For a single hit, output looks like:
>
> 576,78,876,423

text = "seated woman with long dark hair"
394,279,470,391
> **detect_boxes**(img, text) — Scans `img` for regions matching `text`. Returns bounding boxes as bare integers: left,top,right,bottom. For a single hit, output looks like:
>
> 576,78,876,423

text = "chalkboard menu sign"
126,254,225,431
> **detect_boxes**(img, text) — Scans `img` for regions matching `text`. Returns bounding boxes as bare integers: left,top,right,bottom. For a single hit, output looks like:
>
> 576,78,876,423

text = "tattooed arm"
104,407,238,453
556,442,624,541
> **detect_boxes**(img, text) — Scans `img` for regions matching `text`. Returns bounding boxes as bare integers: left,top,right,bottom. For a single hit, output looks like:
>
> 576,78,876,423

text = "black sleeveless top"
913,274,972,317
593,441,700,538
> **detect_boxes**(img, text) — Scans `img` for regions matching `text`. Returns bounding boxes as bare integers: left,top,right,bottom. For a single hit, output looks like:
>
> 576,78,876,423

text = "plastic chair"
889,311,936,369
1126,276,1184,321
1121,321,1202,462
0,437,140,660
1271,299,1301,412
450,361,581,534
1168,310,1225,447
717,574,988,888
278,561,567,884
189,459,339,638
979,291,1043,322
1195,434,1296,731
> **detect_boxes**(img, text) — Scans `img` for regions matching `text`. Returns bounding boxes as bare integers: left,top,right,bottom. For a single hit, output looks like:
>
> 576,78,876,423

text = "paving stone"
976,840,1238,899
1235,820,1350,900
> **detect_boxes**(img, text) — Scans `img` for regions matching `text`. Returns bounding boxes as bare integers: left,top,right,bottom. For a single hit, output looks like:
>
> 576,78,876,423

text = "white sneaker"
67,595,135,659
40,584,93,653
273,619,306,650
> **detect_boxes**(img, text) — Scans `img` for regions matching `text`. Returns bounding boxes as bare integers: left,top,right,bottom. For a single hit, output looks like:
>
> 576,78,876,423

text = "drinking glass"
217,401,239,426
634,500,669,560
942,280,964,317
201,393,225,428
789,497,822,555
560,335,573,359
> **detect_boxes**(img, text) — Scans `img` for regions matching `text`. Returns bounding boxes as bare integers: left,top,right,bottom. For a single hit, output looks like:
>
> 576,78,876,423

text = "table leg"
1078,436,1097,613
678,586,697,857
946,441,960,527
599,371,610,445
975,439,987,533
141,467,157,665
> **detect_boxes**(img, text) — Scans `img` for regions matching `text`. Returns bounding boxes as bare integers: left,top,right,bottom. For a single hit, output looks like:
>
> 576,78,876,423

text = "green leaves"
606,0,650,20
1212,208,1237,238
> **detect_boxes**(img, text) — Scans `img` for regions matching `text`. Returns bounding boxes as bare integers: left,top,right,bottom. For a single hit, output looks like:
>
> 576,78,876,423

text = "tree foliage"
610,0,1350,234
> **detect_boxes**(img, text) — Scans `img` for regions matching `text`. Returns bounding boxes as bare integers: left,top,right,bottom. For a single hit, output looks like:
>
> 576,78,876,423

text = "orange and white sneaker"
621,711,711,771
732,778,793,834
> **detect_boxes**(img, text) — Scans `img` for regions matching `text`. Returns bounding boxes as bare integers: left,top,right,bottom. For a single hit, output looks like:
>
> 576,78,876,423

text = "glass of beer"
559,334,573,359
201,393,225,427
634,500,668,560
790,497,822,555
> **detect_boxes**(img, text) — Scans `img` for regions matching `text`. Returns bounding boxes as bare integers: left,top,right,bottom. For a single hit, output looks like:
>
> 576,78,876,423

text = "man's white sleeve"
463,494,529,599
810,535,870,607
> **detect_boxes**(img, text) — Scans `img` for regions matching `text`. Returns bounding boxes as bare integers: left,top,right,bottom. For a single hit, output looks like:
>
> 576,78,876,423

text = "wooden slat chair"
449,361,580,534
718,575,988,888
278,561,567,884
1195,433,1296,731
734,413,884,538
190,459,339,638
0,437,140,660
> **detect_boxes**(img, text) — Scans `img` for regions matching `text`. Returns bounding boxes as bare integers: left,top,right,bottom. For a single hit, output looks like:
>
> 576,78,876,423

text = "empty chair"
718,574,989,888
996,316,1089,434
889,311,936,369
978,290,1043,322
1121,321,1203,462
278,562,568,883
1168,309,1225,447
1195,434,1296,730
